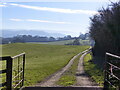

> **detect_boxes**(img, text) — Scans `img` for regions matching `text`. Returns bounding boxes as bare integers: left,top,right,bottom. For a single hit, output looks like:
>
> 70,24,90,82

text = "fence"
0,53,25,90
104,52,120,89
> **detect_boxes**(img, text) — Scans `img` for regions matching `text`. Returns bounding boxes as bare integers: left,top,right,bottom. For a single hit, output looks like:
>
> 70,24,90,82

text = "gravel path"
35,51,87,87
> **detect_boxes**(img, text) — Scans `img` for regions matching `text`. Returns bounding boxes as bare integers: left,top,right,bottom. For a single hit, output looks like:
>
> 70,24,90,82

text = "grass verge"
57,54,82,86
84,53,104,86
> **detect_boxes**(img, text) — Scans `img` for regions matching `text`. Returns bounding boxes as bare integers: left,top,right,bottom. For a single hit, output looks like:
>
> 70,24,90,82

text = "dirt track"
74,51,97,86
35,49,96,87
35,51,84,87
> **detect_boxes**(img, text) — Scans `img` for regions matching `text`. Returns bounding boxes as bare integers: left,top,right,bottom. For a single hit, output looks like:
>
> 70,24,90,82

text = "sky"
0,0,119,37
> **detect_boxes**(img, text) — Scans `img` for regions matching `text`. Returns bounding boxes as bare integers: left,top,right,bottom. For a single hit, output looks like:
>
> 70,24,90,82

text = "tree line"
1,33,90,44
89,1,120,67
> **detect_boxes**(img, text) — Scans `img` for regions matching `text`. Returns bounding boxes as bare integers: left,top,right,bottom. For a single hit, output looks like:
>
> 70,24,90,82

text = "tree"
49,37,56,41
79,34,86,40
66,35,72,40
12,37,25,43
73,38,80,45
89,1,120,56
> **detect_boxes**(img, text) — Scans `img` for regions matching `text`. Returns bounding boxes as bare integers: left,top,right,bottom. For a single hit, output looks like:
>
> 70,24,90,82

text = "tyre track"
35,50,88,87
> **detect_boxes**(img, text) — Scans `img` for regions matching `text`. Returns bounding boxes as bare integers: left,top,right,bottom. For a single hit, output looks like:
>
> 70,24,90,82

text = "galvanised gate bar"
0,53,25,90
104,52,120,90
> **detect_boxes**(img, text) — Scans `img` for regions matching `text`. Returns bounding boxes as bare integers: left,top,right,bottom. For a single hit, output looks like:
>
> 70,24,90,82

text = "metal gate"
0,53,25,90
104,52,120,90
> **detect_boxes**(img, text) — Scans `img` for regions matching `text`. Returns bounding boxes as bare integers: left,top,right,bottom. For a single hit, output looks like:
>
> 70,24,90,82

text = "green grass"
57,54,82,86
29,39,90,45
30,39,75,45
47,40,75,45
84,53,104,86
2,43,89,86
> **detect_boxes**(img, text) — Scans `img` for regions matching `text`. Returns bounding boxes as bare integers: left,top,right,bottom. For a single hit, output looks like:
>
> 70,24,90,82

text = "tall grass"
2,43,89,86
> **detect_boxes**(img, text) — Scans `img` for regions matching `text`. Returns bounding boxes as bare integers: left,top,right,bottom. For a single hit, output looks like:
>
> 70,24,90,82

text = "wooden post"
18,57,20,86
6,57,13,90
119,80,120,90
22,54,25,86
103,53,109,90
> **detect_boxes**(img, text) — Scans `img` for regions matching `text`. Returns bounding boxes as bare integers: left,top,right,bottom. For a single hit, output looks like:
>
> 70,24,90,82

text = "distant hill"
2,30,65,38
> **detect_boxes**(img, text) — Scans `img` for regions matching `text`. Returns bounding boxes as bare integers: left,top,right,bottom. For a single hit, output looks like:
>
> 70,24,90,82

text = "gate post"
6,57,13,90
22,54,25,86
103,53,109,90
104,53,109,90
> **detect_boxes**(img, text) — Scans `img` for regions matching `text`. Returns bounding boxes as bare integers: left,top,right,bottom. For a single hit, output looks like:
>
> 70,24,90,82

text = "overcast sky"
0,0,119,36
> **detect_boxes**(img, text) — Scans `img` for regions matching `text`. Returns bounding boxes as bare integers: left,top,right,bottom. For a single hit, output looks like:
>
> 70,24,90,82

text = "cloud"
9,3,98,15
0,0,116,3
0,2,8,7
0,5,6,7
27,19,71,24
10,18,24,21
9,18,72,24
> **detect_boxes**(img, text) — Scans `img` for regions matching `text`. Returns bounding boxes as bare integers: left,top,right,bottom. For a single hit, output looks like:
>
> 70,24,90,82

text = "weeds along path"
35,50,88,87
75,51,97,86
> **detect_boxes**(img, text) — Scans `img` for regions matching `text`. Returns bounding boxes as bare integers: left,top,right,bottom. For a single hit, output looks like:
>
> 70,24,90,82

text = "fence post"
104,53,109,90
6,57,13,90
22,54,25,86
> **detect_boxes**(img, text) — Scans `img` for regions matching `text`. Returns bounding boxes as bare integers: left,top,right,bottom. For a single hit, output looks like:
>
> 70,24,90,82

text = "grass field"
2,43,89,86
84,53,104,86
29,39,90,45
29,39,75,45
42,40,75,45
